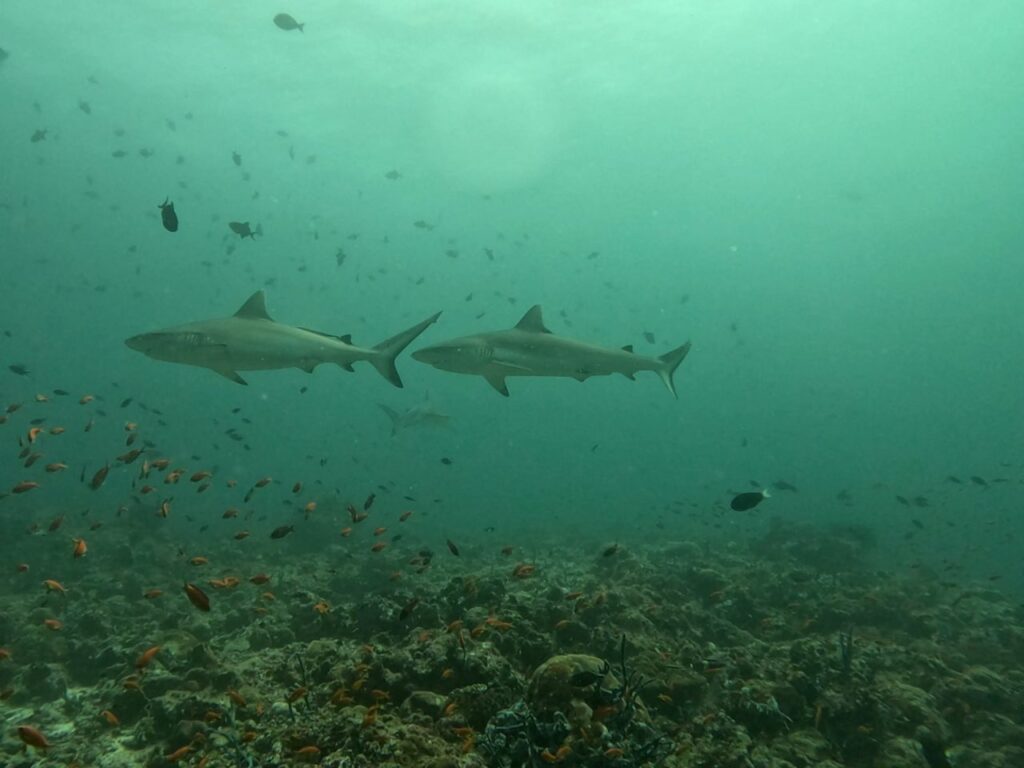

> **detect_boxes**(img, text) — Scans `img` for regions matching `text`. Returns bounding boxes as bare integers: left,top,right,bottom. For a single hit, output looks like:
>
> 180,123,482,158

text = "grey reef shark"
126,291,440,387
412,305,691,397
378,393,451,436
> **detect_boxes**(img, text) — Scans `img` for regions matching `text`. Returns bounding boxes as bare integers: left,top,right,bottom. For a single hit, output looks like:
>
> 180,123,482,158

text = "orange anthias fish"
72,538,87,558
135,645,161,669
184,581,210,612
17,725,51,750
42,579,66,594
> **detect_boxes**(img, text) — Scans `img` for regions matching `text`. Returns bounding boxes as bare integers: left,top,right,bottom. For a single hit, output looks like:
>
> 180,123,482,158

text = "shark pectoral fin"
484,374,509,396
213,369,248,385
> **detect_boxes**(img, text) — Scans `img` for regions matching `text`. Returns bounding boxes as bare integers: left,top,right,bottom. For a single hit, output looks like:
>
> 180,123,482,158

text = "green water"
1,2,1022,590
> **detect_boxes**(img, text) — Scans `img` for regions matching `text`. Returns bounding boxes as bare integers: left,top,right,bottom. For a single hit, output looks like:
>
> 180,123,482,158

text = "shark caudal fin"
370,312,442,387
656,341,692,398
377,404,401,436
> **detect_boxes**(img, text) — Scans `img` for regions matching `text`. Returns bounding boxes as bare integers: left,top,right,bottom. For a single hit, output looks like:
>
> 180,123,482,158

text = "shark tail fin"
369,311,442,388
656,341,692,398
377,404,400,436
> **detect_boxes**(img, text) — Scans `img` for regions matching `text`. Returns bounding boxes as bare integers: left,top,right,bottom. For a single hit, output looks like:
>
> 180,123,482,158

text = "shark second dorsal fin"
234,291,272,320
514,305,551,333
621,345,634,353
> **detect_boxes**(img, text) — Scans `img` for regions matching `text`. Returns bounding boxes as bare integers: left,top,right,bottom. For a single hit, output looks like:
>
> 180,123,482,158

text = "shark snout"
411,346,440,364
125,334,147,351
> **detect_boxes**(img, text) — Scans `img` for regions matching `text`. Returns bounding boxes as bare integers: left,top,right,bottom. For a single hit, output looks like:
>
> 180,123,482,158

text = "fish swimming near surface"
412,305,691,397
229,221,262,239
378,392,451,435
159,198,178,232
273,13,305,32
125,291,441,387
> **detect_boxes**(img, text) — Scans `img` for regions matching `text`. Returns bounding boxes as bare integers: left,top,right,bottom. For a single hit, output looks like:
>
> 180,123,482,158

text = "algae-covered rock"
526,653,615,716
874,736,929,767
403,689,447,719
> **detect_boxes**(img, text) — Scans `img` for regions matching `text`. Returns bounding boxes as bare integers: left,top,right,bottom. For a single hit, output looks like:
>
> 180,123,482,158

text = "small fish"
184,581,210,611
730,489,769,511
384,170,401,180
446,538,460,556
363,493,376,511
231,150,242,166
12,480,40,494
270,524,294,539
895,495,910,506
72,538,87,558
30,129,47,143
135,645,161,669
158,198,178,232
273,13,305,32
228,221,262,239
643,331,655,344
772,480,799,492
602,543,620,557
78,99,91,115
17,725,51,751
970,476,988,487
9,363,29,375
90,465,110,490
399,597,419,620
441,457,453,466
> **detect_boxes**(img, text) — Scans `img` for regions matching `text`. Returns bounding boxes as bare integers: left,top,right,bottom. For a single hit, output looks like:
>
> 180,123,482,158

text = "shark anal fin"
213,369,248,385
484,374,509,396
340,363,355,372
234,291,272,321
620,371,636,380
298,362,318,374
514,305,551,334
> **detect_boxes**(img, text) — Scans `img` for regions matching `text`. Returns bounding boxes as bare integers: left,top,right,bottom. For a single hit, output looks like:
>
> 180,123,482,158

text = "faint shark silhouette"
413,305,690,397
378,393,451,436
126,291,440,387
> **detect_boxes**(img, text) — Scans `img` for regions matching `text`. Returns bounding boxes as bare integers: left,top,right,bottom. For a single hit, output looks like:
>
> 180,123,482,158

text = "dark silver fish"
730,489,769,511
159,198,178,232
273,13,304,32
228,221,262,239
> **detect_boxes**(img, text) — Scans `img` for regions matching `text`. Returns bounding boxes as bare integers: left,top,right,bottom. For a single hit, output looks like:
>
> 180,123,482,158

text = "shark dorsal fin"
234,291,272,321
514,305,550,333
